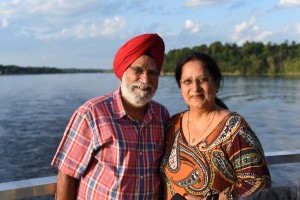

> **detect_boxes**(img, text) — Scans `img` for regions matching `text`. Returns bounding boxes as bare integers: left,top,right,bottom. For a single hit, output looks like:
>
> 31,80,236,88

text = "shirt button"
140,152,143,155
141,176,144,179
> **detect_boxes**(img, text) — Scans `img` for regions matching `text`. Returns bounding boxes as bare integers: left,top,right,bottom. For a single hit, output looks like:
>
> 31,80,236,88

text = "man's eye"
148,71,159,76
135,67,145,74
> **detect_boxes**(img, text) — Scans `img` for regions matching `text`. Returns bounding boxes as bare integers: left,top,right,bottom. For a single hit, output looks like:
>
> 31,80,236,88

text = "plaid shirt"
52,87,170,200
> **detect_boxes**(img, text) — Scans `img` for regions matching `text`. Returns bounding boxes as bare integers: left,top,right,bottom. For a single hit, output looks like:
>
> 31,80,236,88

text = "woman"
160,52,271,200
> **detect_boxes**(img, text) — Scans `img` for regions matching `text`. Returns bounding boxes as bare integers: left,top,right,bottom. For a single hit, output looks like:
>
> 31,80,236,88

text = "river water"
1,73,300,188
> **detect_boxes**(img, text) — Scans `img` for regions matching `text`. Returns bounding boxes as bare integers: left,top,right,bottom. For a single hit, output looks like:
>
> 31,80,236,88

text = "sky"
0,0,300,69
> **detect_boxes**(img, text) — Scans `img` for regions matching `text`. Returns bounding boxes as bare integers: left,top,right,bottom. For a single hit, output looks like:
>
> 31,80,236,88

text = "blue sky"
1,0,300,69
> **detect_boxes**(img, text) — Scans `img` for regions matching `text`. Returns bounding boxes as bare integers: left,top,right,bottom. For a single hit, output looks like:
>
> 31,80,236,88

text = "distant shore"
0,65,113,75
1,65,300,77
161,72,300,77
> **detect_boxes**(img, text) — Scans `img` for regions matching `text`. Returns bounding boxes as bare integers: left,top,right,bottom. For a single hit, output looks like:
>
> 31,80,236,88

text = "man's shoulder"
150,100,169,113
89,93,114,104
77,92,114,113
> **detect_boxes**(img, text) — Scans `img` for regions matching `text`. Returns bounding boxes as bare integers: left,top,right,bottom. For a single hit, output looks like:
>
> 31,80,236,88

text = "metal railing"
0,176,56,200
1,150,300,200
265,150,300,165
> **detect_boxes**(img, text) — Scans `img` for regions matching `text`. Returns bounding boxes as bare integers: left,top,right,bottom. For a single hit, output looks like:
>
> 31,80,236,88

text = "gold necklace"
187,111,216,144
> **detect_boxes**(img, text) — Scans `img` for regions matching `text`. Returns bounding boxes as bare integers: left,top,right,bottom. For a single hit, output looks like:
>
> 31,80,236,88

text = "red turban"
113,33,165,80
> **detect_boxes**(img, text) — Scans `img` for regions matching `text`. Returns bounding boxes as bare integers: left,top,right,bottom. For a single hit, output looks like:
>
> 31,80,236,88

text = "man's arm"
55,170,77,200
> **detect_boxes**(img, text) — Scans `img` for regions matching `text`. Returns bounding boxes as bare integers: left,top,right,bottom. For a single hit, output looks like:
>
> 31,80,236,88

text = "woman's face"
180,59,218,110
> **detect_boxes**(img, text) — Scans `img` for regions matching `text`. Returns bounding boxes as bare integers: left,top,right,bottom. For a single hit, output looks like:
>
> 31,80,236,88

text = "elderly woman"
160,52,271,200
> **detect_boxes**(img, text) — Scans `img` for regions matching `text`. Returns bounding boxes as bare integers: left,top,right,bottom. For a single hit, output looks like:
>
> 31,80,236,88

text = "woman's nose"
191,79,202,91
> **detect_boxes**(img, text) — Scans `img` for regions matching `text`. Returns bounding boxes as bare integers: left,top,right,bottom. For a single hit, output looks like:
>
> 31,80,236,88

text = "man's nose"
139,71,151,84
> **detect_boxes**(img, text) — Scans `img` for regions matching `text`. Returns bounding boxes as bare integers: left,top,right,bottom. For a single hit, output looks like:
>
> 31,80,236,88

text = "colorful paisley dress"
160,112,271,200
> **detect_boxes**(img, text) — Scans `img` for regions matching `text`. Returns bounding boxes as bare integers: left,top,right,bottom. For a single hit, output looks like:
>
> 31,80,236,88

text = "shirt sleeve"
51,109,94,179
224,116,272,199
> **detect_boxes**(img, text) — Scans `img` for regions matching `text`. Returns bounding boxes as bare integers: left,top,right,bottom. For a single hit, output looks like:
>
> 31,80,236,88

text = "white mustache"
131,82,153,90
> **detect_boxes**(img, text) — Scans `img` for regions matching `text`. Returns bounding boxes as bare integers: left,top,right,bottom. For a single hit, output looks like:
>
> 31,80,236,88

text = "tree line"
162,40,300,76
0,65,113,75
1,40,299,76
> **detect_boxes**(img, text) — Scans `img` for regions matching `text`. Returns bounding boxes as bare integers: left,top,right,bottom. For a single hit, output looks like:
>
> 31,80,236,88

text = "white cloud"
22,0,103,16
231,17,273,45
34,16,127,40
0,0,128,40
232,17,256,40
102,16,127,36
0,1,16,17
254,30,273,40
279,0,300,7
0,0,105,21
252,26,259,32
0,18,9,28
235,18,256,33
185,19,200,33
186,0,224,7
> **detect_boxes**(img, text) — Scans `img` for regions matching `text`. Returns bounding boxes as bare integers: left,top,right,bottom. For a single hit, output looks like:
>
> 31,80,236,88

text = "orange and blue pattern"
160,112,271,200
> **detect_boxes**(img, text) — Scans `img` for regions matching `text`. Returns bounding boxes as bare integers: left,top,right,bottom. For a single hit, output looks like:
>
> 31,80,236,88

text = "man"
51,33,170,199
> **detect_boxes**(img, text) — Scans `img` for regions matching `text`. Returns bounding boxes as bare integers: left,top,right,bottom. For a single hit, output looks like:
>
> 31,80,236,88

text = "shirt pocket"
93,125,116,166
86,162,119,195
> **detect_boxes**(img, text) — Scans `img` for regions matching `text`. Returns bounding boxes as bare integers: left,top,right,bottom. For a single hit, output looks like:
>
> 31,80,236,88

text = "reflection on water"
0,74,300,187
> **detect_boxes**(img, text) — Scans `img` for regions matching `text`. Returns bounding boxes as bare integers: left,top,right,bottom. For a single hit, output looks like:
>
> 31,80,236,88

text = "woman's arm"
224,115,271,199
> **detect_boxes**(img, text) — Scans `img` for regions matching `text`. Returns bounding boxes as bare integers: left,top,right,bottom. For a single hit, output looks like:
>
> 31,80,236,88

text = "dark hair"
215,97,228,109
175,52,222,88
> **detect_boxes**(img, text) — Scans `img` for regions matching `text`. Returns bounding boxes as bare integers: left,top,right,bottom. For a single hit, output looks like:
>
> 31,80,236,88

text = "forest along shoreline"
1,40,300,76
1,66,300,77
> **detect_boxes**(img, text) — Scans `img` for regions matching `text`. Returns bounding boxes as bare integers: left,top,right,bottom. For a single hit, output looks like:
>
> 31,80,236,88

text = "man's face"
121,55,159,107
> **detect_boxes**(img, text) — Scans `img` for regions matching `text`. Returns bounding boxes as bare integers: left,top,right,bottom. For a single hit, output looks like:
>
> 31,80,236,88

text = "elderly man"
51,33,170,200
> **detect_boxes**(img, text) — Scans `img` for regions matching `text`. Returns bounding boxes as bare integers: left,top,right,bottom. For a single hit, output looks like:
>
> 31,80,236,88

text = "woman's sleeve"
224,116,272,199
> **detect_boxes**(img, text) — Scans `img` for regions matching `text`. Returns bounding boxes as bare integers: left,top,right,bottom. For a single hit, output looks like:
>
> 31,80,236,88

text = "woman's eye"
201,77,209,83
183,79,192,84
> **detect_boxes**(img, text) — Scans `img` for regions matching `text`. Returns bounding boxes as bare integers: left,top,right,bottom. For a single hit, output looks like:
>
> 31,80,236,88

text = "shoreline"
1,71,300,78
161,72,300,77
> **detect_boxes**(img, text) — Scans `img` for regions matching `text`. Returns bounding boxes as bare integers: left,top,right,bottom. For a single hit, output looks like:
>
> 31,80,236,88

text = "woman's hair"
174,51,228,109
175,51,223,89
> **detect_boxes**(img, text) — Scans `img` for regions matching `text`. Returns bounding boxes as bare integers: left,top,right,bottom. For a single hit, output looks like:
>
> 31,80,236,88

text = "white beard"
121,75,157,107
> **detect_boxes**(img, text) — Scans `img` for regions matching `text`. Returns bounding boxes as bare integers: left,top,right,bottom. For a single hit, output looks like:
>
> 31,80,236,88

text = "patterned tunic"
160,112,271,200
